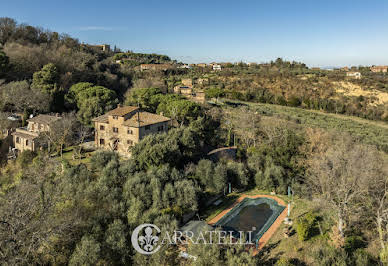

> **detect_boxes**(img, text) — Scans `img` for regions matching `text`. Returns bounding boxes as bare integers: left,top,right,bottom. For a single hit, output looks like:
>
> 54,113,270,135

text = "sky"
1,0,388,67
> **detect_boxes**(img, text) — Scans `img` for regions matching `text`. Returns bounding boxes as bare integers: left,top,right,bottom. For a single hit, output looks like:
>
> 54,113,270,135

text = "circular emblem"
131,223,161,255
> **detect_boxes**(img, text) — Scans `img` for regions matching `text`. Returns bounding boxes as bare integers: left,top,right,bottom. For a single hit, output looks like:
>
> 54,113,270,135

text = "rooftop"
92,107,171,127
12,128,39,139
27,114,61,125
106,106,139,117
124,111,170,127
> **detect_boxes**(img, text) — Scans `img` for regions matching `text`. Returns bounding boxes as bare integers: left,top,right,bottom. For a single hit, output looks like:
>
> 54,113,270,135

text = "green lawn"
61,146,96,167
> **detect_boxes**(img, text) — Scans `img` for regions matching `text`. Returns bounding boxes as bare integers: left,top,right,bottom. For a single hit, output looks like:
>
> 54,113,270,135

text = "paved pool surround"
208,194,288,250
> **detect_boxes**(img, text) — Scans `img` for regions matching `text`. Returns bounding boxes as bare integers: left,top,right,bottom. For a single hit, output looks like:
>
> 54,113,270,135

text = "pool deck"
208,194,288,252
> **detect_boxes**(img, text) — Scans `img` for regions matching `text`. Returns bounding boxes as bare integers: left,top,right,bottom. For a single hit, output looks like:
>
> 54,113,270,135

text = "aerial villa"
92,105,170,156
11,114,61,153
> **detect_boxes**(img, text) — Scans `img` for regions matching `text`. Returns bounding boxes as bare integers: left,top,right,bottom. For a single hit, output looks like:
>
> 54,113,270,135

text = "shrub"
17,150,37,167
275,257,294,266
312,246,348,266
351,249,375,266
296,211,319,241
380,246,388,265
344,236,366,254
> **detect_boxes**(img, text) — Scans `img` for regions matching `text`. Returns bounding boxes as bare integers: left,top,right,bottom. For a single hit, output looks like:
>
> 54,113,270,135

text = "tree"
31,63,59,94
223,106,260,147
156,97,202,126
213,163,227,193
68,82,118,125
226,161,250,189
248,122,304,194
69,235,102,265
0,112,18,137
362,152,388,250
66,82,94,107
0,155,61,265
124,87,162,112
306,137,378,240
0,49,9,77
131,127,201,170
0,17,17,45
205,87,224,102
41,113,77,157
195,159,214,189
72,123,92,163
0,80,51,112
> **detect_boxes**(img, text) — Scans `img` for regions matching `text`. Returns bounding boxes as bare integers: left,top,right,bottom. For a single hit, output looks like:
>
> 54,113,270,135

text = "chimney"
118,103,122,108
160,112,164,116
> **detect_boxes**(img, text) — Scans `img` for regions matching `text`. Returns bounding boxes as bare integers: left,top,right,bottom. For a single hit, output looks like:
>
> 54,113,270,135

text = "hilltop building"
140,64,173,71
12,114,61,153
181,79,193,87
178,64,191,69
346,71,361,79
81,43,110,52
92,105,170,156
196,63,208,68
212,64,222,71
371,66,388,73
173,79,206,103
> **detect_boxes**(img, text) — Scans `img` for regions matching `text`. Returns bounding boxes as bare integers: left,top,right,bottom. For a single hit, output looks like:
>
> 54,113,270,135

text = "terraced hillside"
223,99,388,152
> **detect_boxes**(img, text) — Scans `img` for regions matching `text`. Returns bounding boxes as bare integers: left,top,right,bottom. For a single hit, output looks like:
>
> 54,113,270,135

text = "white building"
346,71,361,79
212,64,222,71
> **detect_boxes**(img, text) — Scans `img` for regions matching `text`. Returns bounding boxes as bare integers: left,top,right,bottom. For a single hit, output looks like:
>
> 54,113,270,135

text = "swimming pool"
214,197,285,246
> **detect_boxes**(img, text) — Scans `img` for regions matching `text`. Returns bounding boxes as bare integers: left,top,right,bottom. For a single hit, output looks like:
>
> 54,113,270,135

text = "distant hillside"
113,52,173,67
223,99,388,152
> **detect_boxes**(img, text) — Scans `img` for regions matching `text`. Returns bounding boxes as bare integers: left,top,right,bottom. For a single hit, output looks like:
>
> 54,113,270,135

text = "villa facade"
12,114,61,153
92,105,170,156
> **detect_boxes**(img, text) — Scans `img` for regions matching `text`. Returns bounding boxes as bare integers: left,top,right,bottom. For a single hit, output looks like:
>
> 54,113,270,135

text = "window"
16,137,20,143
99,139,105,145
113,127,119,133
113,115,118,120
127,140,133,145
26,140,29,146
157,125,164,131
127,129,133,134
145,125,150,130
100,125,105,130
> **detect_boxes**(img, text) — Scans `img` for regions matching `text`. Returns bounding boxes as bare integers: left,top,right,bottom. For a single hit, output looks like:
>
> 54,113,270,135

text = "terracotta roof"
27,114,61,125
11,130,39,140
123,111,170,127
106,106,139,117
92,113,109,123
92,109,170,127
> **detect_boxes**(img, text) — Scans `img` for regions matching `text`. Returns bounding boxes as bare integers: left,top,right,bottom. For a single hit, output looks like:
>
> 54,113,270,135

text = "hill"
222,99,388,152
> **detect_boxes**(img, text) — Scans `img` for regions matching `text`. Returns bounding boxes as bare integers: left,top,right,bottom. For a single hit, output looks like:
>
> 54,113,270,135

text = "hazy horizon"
2,0,388,67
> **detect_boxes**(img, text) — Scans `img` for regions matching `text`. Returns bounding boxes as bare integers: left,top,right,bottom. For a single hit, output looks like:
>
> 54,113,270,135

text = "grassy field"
222,99,388,152
61,146,96,166
263,197,334,265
